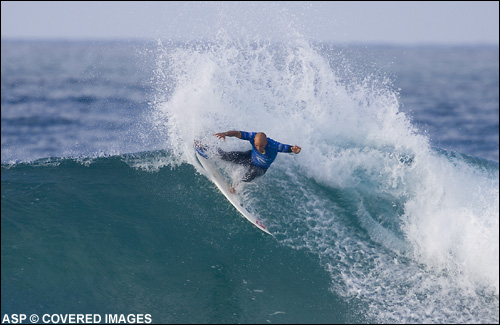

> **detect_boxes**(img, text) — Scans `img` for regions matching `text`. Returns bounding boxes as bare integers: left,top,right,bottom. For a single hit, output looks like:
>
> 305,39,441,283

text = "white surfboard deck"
194,150,272,236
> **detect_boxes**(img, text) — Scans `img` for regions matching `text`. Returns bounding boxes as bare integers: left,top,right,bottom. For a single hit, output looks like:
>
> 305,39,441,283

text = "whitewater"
145,32,499,323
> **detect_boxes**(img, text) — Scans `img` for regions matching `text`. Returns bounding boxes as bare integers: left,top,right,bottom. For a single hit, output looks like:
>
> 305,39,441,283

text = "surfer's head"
255,132,268,154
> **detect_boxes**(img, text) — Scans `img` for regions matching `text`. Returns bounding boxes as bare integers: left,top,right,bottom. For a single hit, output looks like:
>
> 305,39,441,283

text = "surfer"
214,131,301,193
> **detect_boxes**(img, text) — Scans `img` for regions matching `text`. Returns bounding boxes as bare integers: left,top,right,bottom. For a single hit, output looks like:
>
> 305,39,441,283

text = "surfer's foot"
229,186,236,194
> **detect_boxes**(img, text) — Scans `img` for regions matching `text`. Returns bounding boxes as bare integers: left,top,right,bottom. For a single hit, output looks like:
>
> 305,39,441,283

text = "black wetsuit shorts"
218,150,267,182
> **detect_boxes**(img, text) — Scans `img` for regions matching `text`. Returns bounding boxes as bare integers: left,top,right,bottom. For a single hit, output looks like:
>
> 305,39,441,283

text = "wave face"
2,154,360,324
2,149,498,323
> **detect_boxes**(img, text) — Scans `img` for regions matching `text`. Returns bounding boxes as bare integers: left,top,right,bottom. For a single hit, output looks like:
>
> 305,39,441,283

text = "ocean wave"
2,147,498,323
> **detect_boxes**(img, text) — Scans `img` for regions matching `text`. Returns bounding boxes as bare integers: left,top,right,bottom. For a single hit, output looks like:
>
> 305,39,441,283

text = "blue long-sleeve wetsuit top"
240,131,292,169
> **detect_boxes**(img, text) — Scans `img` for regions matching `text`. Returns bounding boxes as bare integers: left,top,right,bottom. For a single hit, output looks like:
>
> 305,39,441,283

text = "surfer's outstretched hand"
214,132,226,141
229,186,236,194
214,131,242,141
291,145,301,154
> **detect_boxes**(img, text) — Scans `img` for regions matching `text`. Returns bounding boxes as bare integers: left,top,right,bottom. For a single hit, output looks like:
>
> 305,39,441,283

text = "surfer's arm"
274,140,301,154
214,130,242,141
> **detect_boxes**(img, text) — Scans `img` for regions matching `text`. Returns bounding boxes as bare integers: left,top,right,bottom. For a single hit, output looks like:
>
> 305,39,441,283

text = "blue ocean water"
1,35,499,324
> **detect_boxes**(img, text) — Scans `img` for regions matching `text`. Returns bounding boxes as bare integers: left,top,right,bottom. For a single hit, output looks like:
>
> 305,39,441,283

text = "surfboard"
194,145,272,236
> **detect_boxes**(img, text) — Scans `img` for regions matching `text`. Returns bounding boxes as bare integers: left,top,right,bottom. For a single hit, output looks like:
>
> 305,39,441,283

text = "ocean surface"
1,35,499,324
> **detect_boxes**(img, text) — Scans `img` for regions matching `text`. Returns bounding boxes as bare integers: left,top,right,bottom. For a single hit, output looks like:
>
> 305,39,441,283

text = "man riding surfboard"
213,130,301,193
